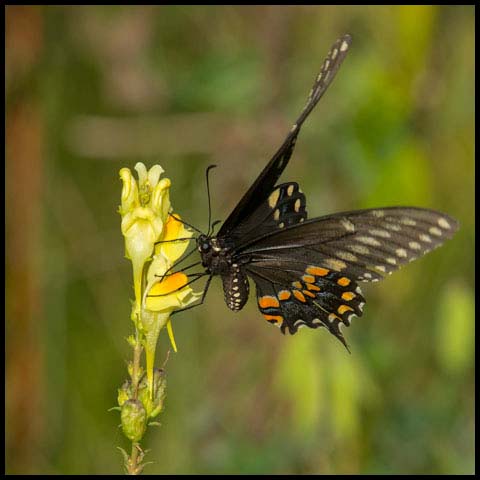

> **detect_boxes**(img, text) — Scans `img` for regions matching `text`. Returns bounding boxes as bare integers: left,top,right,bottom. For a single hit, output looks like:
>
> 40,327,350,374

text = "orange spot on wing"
292,281,303,289
258,296,280,309
293,290,306,302
302,274,315,283
278,290,291,301
306,266,329,276
337,277,351,286
263,314,283,324
338,304,354,315
341,291,356,301
306,284,321,291
303,289,316,298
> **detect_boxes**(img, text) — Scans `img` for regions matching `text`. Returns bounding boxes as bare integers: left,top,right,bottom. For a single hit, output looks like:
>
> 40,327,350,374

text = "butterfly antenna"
205,164,217,236
211,219,222,234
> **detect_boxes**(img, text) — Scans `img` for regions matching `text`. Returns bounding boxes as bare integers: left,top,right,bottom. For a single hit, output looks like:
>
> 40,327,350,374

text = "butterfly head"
197,234,212,255
197,234,234,275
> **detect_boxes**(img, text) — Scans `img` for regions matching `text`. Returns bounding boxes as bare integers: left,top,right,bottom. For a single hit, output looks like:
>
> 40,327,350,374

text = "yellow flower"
119,163,170,315
142,214,202,391
119,163,202,395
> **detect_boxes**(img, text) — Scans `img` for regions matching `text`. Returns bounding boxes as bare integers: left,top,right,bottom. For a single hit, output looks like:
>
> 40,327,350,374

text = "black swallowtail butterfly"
171,34,459,350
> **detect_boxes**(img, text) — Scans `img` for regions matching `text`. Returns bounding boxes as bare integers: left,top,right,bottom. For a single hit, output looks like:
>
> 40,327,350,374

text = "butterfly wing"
217,34,352,237
227,182,307,245
237,207,458,347
247,260,364,350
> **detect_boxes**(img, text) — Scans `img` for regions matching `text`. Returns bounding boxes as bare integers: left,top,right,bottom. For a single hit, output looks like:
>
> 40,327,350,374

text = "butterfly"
171,34,459,350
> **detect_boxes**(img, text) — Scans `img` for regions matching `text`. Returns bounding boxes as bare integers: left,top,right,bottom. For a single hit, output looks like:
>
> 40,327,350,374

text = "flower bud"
150,368,167,418
121,399,147,443
136,368,167,419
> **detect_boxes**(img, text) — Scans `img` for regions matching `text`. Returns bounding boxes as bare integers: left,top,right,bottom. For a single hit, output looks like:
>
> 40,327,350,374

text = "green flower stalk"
117,162,201,474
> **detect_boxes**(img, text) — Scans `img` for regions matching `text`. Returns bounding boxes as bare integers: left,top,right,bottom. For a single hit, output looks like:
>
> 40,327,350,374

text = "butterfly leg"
170,275,213,316
154,244,199,284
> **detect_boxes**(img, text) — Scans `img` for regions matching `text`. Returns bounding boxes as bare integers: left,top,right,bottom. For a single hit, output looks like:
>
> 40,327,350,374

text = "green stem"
131,329,143,398
126,442,144,475
125,325,145,474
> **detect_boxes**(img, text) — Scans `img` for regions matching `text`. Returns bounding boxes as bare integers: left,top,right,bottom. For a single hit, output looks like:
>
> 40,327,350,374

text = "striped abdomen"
221,264,249,311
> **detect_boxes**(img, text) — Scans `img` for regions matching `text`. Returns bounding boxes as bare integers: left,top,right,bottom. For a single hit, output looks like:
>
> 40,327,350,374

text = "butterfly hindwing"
248,261,365,349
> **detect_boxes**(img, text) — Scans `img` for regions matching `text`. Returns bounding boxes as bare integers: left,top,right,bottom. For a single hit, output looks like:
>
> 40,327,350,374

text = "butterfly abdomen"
221,264,249,311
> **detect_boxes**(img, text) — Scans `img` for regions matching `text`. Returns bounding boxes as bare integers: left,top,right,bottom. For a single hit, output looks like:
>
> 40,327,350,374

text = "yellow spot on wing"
340,218,355,232
357,236,381,247
349,244,369,255
292,281,302,289
324,258,347,271
337,277,351,287
268,189,280,208
340,40,349,52
264,314,283,323
302,274,315,283
328,313,341,323
438,217,451,229
369,229,391,238
384,223,401,232
419,233,432,243
337,251,357,262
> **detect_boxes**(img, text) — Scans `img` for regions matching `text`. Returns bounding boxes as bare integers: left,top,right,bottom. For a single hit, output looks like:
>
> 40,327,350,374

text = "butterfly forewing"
217,34,351,237
228,182,307,246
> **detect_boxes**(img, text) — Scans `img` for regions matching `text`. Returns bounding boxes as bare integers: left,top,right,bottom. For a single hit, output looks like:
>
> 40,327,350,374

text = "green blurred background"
6,5,474,475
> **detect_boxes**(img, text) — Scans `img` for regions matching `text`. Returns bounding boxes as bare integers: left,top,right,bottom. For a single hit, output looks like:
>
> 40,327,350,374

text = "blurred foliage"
6,5,474,475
